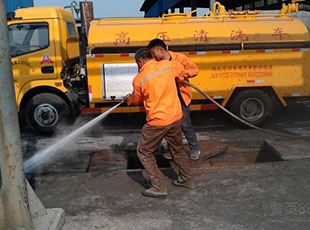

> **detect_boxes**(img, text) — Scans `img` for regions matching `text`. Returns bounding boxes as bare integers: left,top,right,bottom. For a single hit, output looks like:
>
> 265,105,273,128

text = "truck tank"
88,4,310,53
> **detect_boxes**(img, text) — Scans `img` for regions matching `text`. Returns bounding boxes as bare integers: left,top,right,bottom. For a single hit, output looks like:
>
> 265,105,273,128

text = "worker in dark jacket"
125,48,194,198
148,39,201,161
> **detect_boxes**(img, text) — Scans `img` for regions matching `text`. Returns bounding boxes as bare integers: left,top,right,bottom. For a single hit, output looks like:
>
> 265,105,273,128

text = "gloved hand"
122,94,131,104
122,96,128,104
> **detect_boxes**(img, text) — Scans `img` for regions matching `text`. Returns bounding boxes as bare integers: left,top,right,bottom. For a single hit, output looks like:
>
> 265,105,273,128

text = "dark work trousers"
137,120,192,190
182,103,200,152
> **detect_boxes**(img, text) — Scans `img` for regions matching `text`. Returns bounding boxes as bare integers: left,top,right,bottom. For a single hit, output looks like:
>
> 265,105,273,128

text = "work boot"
142,186,167,198
190,149,200,161
172,178,195,189
163,152,172,160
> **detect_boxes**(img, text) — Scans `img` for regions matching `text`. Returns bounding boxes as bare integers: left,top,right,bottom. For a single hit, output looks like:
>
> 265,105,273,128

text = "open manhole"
127,148,171,170
33,139,301,175
125,140,289,170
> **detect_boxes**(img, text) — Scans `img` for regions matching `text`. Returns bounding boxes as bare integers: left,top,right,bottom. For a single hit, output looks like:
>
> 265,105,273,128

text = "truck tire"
229,90,273,127
25,93,70,134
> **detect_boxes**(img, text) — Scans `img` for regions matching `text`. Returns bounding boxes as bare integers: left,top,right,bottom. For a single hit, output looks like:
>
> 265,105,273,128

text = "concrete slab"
263,139,310,160
33,208,65,230
35,159,310,230
187,141,228,168
199,141,228,160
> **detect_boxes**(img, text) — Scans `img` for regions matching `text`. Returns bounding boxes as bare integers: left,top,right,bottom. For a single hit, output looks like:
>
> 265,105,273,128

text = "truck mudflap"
65,90,81,118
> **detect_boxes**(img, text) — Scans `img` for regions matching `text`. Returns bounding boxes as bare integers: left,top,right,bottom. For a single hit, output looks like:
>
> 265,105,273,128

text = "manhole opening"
126,142,284,170
127,149,170,170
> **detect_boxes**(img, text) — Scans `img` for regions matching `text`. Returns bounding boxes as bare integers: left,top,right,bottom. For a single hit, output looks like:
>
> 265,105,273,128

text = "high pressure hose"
183,80,305,139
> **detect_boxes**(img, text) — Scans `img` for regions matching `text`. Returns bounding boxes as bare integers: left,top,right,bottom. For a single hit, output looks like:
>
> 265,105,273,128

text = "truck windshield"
8,23,49,57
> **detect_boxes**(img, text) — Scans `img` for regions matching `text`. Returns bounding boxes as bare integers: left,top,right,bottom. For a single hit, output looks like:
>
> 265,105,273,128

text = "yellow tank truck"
7,2,310,134
86,2,310,127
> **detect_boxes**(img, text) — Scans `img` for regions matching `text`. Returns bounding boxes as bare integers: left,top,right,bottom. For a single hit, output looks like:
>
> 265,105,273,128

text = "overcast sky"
34,0,145,18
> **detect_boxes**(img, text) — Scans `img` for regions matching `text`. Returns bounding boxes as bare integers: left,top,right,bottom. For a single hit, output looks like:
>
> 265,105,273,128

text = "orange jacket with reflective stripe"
169,51,199,106
127,59,185,126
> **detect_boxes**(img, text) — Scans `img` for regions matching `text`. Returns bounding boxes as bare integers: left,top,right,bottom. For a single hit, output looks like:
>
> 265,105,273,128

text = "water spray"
24,102,123,173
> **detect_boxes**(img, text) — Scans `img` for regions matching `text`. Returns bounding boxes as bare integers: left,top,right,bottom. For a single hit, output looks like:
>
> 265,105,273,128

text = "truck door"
8,20,57,101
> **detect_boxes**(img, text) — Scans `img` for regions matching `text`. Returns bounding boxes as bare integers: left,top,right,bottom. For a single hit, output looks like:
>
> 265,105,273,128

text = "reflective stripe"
213,95,223,99
247,79,264,84
138,67,172,87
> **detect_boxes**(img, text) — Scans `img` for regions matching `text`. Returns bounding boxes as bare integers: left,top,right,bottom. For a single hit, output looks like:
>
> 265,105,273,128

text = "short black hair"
148,39,167,50
135,48,153,61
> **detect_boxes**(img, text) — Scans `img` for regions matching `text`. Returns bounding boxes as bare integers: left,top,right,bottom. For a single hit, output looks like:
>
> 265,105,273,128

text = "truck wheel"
25,93,70,134
229,90,273,127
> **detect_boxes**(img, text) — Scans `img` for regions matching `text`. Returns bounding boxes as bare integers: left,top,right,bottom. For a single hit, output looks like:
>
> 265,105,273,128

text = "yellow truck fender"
17,80,67,111
222,84,288,107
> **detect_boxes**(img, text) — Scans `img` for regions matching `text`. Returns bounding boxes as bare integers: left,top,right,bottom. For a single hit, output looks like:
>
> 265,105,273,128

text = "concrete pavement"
35,156,310,230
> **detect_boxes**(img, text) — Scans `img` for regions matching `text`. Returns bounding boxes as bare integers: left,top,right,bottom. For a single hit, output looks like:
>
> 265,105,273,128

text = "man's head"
148,39,169,61
135,48,153,69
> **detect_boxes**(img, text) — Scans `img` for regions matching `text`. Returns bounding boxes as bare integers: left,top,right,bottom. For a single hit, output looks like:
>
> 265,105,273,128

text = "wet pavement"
19,99,310,229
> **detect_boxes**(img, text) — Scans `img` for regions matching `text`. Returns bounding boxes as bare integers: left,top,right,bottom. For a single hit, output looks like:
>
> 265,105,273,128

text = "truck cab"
8,7,81,134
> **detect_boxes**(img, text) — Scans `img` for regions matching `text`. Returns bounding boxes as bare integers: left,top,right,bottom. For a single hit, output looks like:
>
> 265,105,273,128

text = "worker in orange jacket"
148,39,200,161
125,48,194,198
